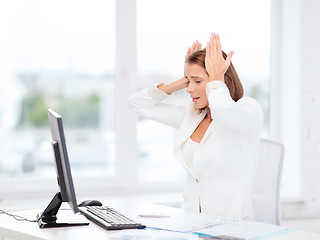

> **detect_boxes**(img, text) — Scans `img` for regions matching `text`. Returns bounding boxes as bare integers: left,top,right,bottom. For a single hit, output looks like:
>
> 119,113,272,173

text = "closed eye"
190,76,203,83
185,76,190,84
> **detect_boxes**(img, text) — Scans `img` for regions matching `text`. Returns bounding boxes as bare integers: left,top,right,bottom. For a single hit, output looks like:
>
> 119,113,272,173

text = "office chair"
252,138,284,225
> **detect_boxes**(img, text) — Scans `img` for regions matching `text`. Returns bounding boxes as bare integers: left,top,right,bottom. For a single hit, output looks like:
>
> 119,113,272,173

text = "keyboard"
81,206,146,230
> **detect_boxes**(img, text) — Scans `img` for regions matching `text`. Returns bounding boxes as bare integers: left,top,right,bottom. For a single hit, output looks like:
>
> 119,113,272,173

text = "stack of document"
194,220,293,239
132,213,293,240
110,228,201,240
139,213,232,233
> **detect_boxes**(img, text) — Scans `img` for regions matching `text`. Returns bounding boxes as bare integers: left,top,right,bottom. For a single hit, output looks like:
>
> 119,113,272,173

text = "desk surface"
0,199,319,240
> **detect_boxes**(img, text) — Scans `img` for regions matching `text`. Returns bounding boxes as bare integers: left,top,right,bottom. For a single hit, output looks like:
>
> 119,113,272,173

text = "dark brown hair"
186,49,243,102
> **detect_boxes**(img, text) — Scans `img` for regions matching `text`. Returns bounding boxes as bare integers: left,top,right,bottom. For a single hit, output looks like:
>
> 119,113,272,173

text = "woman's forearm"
158,77,187,94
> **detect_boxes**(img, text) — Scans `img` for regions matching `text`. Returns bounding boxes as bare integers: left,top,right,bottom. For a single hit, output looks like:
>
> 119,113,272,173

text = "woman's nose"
186,84,194,93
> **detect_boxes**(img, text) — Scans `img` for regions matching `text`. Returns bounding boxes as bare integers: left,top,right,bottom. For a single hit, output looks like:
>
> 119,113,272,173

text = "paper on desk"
194,220,290,240
139,212,232,232
110,228,200,240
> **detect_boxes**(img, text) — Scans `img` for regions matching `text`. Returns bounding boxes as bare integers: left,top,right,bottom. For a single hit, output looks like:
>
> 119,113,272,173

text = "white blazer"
127,81,264,220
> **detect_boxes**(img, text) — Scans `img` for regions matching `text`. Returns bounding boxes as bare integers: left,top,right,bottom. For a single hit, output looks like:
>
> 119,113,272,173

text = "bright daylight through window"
0,1,116,182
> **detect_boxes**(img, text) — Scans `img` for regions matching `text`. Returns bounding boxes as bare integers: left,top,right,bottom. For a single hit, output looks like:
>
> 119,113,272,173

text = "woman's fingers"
215,33,221,53
195,40,202,51
205,32,234,81
192,40,201,52
206,41,211,57
210,32,220,54
226,50,235,65
186,40,203,60
209,33,215,55
195,40,199,49
210,32,230,60
191,43,197,53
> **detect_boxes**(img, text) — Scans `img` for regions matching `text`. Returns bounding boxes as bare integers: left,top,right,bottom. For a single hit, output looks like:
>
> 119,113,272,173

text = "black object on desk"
36,192,89,228
78,199,103,207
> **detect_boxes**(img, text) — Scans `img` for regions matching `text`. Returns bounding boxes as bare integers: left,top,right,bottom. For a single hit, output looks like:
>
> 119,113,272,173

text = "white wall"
273,0,320,218
299,0,320,218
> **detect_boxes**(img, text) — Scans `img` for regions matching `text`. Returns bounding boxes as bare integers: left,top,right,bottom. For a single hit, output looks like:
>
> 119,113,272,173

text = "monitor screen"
48,108,79,213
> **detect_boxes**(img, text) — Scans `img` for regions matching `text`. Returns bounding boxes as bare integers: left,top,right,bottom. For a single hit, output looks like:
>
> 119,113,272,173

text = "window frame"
0,0,184,200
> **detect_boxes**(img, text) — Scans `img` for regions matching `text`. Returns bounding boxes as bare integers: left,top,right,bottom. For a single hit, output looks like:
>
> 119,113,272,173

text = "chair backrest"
252,138,284,225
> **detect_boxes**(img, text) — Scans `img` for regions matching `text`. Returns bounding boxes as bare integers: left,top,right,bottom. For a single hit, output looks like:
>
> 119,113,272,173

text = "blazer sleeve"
206,81,264,137
127,83,186,129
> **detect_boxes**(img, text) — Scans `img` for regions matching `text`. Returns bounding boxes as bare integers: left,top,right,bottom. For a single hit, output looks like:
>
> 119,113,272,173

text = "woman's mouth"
192,97,200,102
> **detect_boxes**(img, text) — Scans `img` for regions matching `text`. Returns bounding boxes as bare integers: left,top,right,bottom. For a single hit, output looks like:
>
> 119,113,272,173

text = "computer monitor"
48,108,79,211
36,108,88,228
37,108,146,230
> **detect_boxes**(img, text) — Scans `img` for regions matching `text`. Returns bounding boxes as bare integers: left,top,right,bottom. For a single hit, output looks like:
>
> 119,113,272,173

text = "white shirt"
127,81,264,220
182,138,200,169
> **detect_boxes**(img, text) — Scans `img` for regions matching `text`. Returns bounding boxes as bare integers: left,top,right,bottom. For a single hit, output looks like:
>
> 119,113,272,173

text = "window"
0,0,116,195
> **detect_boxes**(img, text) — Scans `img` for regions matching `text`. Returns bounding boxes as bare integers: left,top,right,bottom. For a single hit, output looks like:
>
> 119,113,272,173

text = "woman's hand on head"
185,40,202,61
205,33,234,82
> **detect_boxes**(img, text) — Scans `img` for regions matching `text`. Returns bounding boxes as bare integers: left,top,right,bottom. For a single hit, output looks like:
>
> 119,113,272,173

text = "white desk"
0,199,319,240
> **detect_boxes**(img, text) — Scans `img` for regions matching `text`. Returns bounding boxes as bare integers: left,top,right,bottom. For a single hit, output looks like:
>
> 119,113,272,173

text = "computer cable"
0,209,37,222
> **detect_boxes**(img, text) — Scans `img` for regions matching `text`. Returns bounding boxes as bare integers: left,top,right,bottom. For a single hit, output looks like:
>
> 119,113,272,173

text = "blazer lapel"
175,110,206,147
199,118,215,144
174,108,207,180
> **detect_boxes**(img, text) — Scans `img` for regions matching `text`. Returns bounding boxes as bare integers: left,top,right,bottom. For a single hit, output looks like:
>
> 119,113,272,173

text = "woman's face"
185,63,209,109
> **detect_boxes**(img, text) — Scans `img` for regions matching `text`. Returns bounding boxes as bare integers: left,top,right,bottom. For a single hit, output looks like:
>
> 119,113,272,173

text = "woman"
127,33,263,220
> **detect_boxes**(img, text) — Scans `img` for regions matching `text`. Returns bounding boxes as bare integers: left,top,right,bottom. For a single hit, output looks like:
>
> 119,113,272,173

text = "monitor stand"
36,192,89,228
